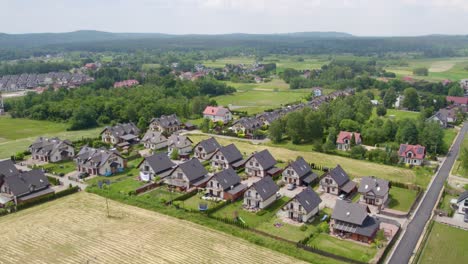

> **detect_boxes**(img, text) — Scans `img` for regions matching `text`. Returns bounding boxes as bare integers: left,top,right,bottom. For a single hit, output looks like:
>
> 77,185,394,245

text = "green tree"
69,106,98,130
200,118,210,133
383,87,397,108
419,122,444,154
304,111,323,142
170,149,179,160
286,112,305,144
396,119,419,144
350,145,367,159
339,119,360,132
448,86,464,96
413,67,429,76
268,120,284,143
402,88,420,111
376,105,387,117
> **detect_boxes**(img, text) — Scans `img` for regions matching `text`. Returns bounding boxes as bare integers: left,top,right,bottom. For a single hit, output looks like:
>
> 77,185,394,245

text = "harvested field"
0,192,305,264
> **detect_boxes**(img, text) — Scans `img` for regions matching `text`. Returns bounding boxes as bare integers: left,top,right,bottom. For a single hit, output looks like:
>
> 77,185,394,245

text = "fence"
135,182,160,195
377,226,402,264
297,243,367,264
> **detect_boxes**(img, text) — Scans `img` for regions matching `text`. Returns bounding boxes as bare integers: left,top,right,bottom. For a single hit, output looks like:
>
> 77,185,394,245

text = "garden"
387,186,419,212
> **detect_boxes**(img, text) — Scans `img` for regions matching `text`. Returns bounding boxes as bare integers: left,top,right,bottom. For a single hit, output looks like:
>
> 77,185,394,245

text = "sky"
1,0,468,36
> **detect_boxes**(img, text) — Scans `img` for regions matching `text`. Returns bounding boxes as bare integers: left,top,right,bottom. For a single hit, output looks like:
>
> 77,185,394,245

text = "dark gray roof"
294,187,322,213
358,176,390,197
140,153,175,174
251,176,279,200
212,168,242,190
0,159,19,177
326,165,350,187
288,157,313,179
150,114,181,128
355,216,380,237
216,143,243,163
248,149,277,169
458,190,468,203
195,137,221,154
101,122,140,138
177,158,208,182
3,169,49,197
332,200,370,225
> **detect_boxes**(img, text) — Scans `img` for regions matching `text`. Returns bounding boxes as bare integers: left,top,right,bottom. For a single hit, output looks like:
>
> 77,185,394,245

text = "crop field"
0,192,305,264
385,57,468,81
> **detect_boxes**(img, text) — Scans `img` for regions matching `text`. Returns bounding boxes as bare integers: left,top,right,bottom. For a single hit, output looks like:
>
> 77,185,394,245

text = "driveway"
15,163,88,190
278,185,305,198
241,176,262,187
434,214,468,230
320,193,338,209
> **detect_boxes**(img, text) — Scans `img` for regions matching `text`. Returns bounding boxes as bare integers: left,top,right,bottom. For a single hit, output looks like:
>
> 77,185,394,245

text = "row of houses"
0,72,94,92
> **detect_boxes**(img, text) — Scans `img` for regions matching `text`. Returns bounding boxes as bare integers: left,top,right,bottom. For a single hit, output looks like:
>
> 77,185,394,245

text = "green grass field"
145,187,184,201
387,187,419,212
223,79,290,91
40,160,76,175
256,216,317,242
453,136,468,178
385,109,420,120
419,222,468,264
385,57,468,81
203,56,256,68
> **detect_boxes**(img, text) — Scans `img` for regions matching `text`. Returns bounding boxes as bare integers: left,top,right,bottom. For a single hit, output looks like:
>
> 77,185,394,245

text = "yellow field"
0,192,304,264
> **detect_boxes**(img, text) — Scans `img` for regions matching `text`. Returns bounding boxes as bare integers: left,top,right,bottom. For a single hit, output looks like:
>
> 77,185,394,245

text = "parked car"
78,172,89,179
338,194,346,200
287,183,296,190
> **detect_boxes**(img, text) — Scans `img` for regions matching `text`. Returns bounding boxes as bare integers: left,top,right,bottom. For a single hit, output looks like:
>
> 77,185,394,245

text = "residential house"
230,117,262,136
320,165,357,196
282,187,322,223
203,106,233,124
149,114,182,134
205,168,247,201
460,79,468,92
455,190,468,215
113,79,139,88
75,147,126,176
193,137,221,160
243,176,279,210
336,131,362,151
100,123,140,148
330,200,380,243
398,144,425,166
427,108,457,128
137,153,175,182
141,130,168,150
29,137,75,163
313,87,323,97
256,111,282,127
358,176,390,207
210,143,245,170
446,96,468,107
164,158,210,191
167,134,193,158
282,157,318,186
245,149,281,178
0,159,54,206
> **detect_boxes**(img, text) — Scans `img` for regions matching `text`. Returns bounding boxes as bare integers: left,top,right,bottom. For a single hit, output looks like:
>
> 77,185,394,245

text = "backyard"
39,160,76,175
387,186,419,212
419,222,468,263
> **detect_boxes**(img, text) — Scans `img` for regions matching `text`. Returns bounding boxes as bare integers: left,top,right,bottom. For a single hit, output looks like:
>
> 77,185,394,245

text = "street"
388,123,467,264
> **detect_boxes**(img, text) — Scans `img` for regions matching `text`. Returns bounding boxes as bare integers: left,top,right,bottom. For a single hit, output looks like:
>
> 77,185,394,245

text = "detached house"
320,165,357,196
245,149,281,178
211,143,245,170
455,191,468,216
243,176,279,210
230,117,262,136
398,144,425,166
29,137,75,163
282,157,318,186
358,176,390,207
164,158,210,191
313,87,323,97
428,108,457,128
167,134,193,158
446,96,468,107
138,153,175,182
282,187,322,223
330,200,380,243
141,130,168,150
193,137,221,160
75,147,126,176
149,114,182,134
0,159,54,206
101,123,140,148
203,106,233,124
206,168,247,201
336,131,361,151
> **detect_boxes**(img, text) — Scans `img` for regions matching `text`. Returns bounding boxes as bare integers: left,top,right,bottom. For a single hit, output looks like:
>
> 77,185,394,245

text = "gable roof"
458,190,468,203
358,176,390,197
336,131,361,144
446,96,468,105
232,117,262,130
167,134,193,149
139,153,175,174
288,157,313,179
203,106,231,117
247,149,277,169
332,200,370,225
141,130,167,144
215,143,243,163
100,122,140,138
250,176,279,200
325,165,350,187
195,137,221,154
294,187,322,213
2,169,50,197
75,146,122,167
211,168,242,190
398,144,426,159
150,114,181,128
176,158,208,182
0,159,20,177
29,137,73,156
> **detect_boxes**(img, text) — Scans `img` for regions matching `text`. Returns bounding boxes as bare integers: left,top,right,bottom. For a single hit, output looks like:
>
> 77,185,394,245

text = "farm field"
0,192,306,264
384,57,468,81
387,187,419,212
203,56,256,68
419,222,468,264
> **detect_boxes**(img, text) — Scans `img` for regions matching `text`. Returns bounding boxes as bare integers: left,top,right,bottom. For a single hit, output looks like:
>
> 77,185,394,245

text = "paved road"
388,123,467,264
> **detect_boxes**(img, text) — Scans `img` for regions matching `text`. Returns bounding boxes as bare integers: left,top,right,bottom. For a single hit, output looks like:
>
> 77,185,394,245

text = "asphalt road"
388,123,467,264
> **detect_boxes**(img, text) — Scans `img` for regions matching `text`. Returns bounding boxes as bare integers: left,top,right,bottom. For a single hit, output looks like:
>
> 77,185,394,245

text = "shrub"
318,222,329,234
300,225,308,231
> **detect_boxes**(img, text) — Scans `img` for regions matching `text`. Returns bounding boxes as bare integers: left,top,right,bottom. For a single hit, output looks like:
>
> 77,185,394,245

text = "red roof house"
203,106,232,124
398,144,425,166
446,96,468,106
402,76,414,83
336,131,361,151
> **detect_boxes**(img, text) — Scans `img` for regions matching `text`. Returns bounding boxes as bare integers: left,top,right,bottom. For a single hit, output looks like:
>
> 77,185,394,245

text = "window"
299,205,302,211
290,203,294,209
250,161,253,166
255,163,259,167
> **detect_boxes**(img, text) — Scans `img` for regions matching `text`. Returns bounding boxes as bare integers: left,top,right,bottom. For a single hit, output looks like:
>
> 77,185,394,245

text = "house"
149,114,182,134
113,79,139,88
282,187,322,223
205,168,247,201
446,96,468,106
336,131,361,151
230,117,262,136
193,137,221,160
203,106,233,124
441,79,452,86
0,159,54,206
141,130,168,150
210,143,245,170
137,153,175,182
358,176,390,207
427,108,457,128
243,176,279,210
320,165,357,196
245,149,281,178
282,157,318,186
167,134,193,158
29,137,75,163
460,79,468,90
100,123,140,148
394,95,404,109
164,158,210,191
398,144,425,166
330,200,380,243
313,87,323,97
256,111,282,127
455,191,468,215
402,76,414,84
75,147,126,176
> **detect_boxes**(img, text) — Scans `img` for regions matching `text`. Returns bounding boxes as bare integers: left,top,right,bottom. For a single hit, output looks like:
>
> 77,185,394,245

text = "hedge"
47,176,60,186
15,186,80,211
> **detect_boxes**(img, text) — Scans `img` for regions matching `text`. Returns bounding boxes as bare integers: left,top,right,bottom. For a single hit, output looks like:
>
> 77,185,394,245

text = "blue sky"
1,0,468,36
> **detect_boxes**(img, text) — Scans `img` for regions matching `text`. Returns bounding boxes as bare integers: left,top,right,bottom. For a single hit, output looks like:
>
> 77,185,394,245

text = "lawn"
223,79,290,91
256,216,318,242
144,186,184,202
452,136,468,178
180,192,223,211
387,187,419,212
384,57,468,81
443,128,458,150
107,177,145,193
419,222,468,264
40,160,76,175
212,197,290,228
307,234,377,263
384,109,420,120
85,158,142,187
438,193,456,212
